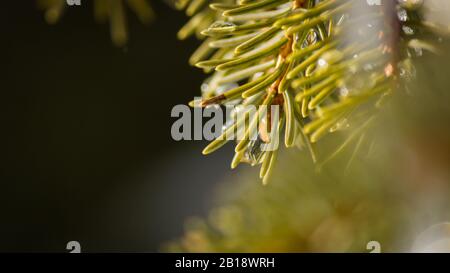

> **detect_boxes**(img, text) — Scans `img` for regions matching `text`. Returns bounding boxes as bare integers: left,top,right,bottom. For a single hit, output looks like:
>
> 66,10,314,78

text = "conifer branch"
177,0,445,183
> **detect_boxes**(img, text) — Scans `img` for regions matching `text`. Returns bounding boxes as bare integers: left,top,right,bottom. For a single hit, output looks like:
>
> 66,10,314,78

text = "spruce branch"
177,0,446,183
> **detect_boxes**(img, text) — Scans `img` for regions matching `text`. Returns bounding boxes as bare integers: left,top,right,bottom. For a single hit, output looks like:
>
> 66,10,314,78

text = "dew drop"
339,85,350,97
330,118,350,133
402,25,415,35
397,9,408,22
413,47,423,57
245,136,265,166
209,21,236,29
201,83,209,94
217,82,239,95
318,58,328,68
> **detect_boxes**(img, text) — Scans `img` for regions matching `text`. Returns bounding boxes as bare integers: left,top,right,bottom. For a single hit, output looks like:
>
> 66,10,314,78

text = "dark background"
0,1,241,252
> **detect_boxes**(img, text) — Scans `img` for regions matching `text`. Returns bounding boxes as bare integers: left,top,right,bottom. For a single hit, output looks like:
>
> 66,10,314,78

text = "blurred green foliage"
167,42,450,252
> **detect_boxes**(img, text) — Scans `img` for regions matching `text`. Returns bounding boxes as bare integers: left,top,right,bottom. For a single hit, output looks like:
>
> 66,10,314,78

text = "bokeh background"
0,1,244,252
